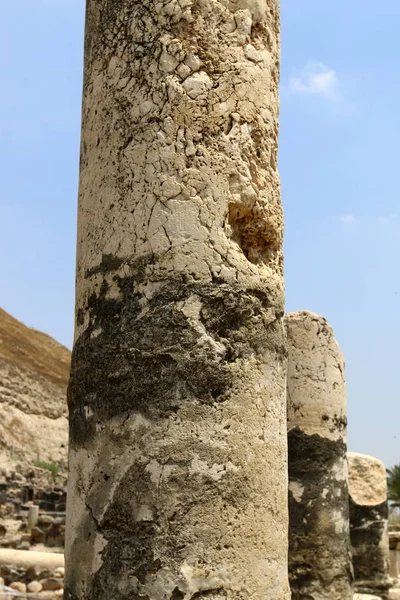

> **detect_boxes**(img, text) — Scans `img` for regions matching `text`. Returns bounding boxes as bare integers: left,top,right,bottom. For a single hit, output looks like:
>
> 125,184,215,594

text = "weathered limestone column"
65,1,290,600
27,505,39,531
348,452,392,599
285,311,353,600
389,532,400,585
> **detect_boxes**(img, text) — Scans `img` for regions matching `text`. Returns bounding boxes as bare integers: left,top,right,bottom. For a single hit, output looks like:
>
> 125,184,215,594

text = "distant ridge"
0,308,70,467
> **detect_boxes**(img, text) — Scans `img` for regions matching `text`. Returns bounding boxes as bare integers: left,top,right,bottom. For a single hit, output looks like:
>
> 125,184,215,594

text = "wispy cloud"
379,214,399,225
289,62,339,101
339,214,355,225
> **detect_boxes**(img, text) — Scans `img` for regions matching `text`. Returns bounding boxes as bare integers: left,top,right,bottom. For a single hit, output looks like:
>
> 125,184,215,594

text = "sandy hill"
0,308,70,468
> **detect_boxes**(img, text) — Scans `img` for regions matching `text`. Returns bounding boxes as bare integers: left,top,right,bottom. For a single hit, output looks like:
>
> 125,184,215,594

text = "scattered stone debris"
0,467,65,599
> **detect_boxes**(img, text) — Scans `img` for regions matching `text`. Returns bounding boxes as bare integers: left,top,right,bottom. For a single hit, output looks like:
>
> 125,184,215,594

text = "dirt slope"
0,309,70,467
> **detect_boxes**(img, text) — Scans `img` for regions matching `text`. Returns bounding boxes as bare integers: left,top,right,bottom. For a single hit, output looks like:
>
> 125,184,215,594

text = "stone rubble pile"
0,565,64,598
0,469,66,554
0,467,65,599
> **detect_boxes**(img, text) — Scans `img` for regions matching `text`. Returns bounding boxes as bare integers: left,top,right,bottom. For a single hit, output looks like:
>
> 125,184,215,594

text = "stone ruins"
0,465,66,596
0,308,70,596
0,1,397,600
62,0,398,599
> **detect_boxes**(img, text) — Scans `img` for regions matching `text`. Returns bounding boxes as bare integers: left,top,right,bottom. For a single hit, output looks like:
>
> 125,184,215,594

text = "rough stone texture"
65,1,289,600
285,311,353,600
0,308,69,466
348,452,392,599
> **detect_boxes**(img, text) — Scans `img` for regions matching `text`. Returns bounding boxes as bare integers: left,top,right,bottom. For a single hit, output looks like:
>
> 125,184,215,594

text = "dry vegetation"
0,308,70,466
0,308,70,386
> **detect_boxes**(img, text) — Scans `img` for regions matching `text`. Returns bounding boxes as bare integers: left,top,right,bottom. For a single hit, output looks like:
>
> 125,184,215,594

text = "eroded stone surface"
65,1,289,599
348,453,391,599
286,311,353,600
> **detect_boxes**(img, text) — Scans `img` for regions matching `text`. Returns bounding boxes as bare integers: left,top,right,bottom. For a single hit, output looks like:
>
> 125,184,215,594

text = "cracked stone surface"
65,1,289,599
285,311,353,600
348,452,391,600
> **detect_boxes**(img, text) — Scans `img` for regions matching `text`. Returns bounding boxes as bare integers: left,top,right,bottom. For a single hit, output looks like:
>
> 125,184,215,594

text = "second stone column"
286,310,353,600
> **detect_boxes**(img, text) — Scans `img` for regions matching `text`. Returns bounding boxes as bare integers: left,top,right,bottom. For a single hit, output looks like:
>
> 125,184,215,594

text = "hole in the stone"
227,202,278,266
171,587,185,600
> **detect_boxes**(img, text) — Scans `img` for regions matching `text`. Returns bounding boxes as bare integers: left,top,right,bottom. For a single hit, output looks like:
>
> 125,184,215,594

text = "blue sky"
1,1,399,468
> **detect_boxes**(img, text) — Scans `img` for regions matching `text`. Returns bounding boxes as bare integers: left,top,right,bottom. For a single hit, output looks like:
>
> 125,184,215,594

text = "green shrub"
33,460,59,475
387,464,400,508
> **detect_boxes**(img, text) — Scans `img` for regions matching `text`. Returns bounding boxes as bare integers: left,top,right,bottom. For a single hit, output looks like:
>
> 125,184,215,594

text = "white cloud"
339,214,355,225
379,214,399,225
289,62,339,101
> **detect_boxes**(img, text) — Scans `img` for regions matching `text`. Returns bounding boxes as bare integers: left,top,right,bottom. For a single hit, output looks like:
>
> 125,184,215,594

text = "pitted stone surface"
73,0,284,334
65,1,289,600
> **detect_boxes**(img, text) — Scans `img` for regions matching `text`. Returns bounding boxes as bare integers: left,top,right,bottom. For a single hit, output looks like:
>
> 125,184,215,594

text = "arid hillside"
0,308,70,467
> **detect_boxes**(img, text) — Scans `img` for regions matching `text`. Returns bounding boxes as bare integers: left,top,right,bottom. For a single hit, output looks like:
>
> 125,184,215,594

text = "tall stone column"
65,1,290,599
285,311,353,600
348,452,392,599
389,532,400,587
